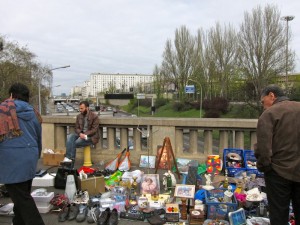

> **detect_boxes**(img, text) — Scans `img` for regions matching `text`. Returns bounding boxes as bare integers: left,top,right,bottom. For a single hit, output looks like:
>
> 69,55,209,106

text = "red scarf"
0,99,23,142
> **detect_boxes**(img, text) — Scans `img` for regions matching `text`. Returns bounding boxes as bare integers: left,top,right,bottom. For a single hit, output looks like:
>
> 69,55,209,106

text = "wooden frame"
174,184,195,199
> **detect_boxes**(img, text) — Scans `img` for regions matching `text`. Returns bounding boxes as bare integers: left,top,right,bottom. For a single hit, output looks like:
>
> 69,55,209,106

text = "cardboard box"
43,150,65,166
80,176,105,196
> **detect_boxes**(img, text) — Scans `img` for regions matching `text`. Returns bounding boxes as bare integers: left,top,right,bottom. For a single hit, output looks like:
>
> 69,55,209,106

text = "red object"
77,166,95,174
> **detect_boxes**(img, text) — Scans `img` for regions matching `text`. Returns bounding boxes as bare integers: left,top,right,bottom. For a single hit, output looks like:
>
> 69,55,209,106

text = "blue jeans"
264,169,300,225
65,133,92,160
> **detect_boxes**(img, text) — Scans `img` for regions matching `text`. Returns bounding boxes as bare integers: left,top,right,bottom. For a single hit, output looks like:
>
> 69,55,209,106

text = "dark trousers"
264,169,300,225
5,180,45,225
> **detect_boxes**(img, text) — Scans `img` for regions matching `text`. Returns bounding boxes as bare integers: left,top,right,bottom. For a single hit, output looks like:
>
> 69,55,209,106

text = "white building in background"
89,73,153,96
81,81,91,98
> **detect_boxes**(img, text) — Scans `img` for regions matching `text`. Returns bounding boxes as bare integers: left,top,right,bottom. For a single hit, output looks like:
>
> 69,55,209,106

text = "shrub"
202,97,229,118
155,98,169,108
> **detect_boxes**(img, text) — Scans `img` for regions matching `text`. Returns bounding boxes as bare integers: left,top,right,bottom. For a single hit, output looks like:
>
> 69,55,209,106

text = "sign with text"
185,85,195,94
137,93,146,99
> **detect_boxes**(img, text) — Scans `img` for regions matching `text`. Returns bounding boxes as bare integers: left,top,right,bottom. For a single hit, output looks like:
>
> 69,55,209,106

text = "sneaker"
76,204,88,222
68,204,79,221
97,208,110,225
108,208,118,225
87,205,101,223
58,204,70,222
74,190,89,204
62,157,72,163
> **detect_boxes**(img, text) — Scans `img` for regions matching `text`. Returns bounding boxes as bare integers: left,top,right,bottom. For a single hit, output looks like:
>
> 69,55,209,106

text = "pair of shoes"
68,204,79,220
97,208,118,225
62,157,72,163
76,204,88,222
87,205,101,223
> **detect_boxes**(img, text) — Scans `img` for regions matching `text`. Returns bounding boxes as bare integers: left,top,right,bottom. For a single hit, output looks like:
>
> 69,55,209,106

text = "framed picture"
156,145,169,169
173,158,199,173
140,174,160,195
228,208,247,225
139,155,156,168
174,184,195,199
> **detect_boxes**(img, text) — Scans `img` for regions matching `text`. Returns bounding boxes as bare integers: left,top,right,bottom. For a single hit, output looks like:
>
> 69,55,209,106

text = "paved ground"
0,158,185,225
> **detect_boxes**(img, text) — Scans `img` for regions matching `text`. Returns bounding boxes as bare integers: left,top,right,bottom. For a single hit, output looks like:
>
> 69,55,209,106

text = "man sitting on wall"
62,101,99,166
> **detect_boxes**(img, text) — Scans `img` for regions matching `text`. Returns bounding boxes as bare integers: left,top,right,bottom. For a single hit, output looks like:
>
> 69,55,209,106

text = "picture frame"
139,155,156,168
156,145,171,169
140,174,160,195
174,184,195,199
228,208,247,225
172,158,199,173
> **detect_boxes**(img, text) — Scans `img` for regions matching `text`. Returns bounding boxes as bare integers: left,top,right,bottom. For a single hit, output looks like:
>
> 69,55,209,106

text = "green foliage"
172,101,193,112
154,98,169,108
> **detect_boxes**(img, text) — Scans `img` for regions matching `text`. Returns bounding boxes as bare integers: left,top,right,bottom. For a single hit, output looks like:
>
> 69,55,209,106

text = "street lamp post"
38,65,70,114
281,15,295,90
188,79,203,118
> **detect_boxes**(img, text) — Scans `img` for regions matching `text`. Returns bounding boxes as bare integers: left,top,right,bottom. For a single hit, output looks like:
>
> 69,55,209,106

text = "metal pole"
200,84,202,118
281,16,294,90
38,65,70,114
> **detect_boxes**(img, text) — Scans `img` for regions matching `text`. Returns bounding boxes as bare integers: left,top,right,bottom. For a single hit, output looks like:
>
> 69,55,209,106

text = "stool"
83,146,92,167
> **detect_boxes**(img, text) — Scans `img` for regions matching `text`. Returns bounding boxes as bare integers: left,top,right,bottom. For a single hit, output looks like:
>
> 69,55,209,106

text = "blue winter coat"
0,100,42,184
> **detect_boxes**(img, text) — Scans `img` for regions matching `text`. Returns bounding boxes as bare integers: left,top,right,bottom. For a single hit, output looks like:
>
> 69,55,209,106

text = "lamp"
38,65,70,114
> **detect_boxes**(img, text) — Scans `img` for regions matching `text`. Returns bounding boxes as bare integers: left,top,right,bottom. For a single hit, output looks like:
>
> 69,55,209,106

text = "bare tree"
161,26,197,101
206,22,238,98
238,5,295,106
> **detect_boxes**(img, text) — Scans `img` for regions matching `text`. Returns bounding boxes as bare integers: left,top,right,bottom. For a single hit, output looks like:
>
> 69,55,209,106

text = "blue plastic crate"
205,188,238,220
223,148,246,177
243,150,264,177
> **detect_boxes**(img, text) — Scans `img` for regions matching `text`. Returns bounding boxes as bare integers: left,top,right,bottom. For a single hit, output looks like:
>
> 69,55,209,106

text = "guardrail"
42,116,258,164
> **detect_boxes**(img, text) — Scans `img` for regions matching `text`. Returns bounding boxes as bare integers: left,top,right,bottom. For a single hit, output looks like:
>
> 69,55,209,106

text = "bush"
155,98,169,108
202,97,229,118
172,101,193,112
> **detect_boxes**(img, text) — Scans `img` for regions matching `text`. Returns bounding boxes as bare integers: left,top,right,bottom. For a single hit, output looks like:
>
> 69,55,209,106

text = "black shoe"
58,205,70,222
76,204,88,222
68,204,79,221
108,208,118,225
97,208,110,225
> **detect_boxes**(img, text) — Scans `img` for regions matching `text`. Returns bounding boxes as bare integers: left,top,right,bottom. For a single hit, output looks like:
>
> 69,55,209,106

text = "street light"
38,65,70,114
188,78,203,118
51,85,61,98
281,15,295,90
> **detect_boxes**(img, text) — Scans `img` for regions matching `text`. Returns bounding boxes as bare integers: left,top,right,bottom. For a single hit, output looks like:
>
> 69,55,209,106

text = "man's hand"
79,133,87,140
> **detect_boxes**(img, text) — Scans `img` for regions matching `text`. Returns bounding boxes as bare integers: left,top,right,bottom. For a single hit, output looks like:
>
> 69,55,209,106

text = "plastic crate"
223,148,246,177
243,150,264,177
205,188,238,220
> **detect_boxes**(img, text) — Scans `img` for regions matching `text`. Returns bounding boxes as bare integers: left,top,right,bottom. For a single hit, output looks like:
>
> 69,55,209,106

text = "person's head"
145,177,153,184
8,83,30,102
260,84,285,110
79,101,89,115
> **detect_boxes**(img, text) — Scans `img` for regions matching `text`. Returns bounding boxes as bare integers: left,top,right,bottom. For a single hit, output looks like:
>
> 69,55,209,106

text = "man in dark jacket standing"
255,84,300,225
62,101,99,166
0,83,45,225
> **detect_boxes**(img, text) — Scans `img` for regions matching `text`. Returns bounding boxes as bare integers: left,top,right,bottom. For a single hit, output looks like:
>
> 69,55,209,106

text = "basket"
205,188,238,220
243,150,264,177
223,148,246,177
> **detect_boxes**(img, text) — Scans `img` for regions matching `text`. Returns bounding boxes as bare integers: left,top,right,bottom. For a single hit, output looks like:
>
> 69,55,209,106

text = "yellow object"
83,146,92,167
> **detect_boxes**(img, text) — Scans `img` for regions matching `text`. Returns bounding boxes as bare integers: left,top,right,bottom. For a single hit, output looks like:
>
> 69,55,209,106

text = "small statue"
202,174,214,191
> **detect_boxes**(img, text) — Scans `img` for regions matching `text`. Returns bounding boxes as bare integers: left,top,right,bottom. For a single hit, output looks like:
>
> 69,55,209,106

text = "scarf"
0,99,23,142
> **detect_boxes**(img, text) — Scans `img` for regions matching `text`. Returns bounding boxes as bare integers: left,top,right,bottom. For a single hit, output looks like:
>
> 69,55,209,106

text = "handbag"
54,167,80,189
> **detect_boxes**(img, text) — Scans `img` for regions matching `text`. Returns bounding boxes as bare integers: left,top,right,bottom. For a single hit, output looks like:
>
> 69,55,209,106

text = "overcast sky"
1,0,299,95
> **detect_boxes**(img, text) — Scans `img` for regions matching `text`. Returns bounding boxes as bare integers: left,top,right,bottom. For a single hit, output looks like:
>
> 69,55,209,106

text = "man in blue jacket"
0,83,45,225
